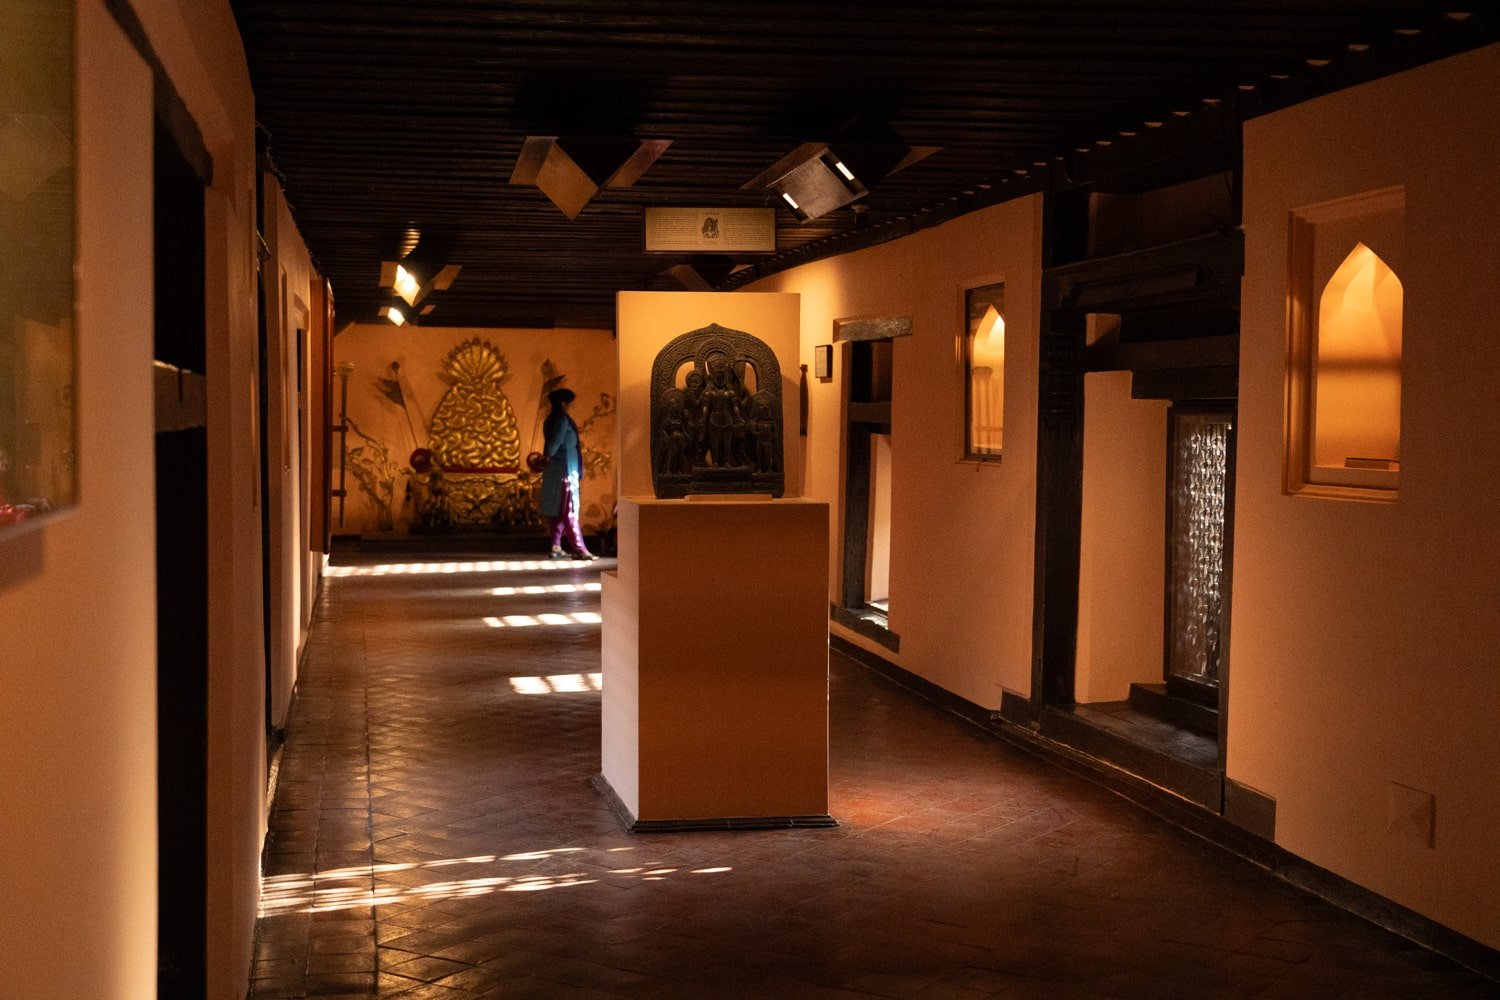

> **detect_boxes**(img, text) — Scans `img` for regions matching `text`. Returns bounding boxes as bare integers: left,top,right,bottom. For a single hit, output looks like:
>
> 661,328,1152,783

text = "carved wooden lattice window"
1167,406,1234,693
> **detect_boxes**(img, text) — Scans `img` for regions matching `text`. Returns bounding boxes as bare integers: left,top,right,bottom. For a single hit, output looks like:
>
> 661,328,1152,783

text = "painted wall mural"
333,326,616,538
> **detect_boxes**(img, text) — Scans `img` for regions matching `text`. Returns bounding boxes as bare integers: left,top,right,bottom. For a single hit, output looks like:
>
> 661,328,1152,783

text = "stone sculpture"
649,323,783,498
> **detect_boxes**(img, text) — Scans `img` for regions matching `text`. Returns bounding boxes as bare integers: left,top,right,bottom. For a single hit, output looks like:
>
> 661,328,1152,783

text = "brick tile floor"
250,553,1496,998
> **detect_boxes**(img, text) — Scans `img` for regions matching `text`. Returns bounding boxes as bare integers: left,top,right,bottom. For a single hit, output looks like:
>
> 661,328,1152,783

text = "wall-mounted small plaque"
814,344,833,380
644,207,776,253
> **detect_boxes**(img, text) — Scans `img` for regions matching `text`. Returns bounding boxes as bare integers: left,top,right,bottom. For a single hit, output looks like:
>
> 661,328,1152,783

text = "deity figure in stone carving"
648,323,784,498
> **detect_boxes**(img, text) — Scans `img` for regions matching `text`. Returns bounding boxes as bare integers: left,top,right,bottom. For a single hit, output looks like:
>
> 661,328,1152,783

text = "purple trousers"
543,481,590,554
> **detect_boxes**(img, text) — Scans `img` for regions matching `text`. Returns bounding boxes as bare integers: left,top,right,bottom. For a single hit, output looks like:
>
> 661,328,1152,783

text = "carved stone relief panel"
649,323,783,498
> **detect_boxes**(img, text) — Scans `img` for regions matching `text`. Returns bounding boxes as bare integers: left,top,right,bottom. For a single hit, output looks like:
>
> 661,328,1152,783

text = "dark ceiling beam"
232,0,1493,329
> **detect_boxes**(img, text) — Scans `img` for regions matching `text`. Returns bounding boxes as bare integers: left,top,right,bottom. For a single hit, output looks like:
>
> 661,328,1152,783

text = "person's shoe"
573,550,598,561
549,547,568,559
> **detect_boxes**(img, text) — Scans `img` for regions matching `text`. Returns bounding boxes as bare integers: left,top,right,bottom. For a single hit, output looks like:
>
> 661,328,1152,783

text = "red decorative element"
525,451,548,473
0,504,29,528
409,447,433,473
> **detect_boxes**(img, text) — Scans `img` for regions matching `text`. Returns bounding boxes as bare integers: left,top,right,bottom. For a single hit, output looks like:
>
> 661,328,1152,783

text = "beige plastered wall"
1076,371,1168,703
263,179,322,729
1235,43,1500,948
333,324,618,537
748,197,1042,707
1,1,269,997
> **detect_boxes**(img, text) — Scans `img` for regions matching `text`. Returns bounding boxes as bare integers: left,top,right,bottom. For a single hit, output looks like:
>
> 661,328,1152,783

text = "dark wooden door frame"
838,338,893,613
1028,189,1089,712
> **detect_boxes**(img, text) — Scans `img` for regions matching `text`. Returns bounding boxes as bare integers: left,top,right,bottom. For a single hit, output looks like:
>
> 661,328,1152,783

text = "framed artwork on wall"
1,0,76,536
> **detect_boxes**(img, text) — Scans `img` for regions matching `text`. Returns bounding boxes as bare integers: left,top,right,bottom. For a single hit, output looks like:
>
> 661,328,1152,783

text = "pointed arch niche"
1285,186,1405,499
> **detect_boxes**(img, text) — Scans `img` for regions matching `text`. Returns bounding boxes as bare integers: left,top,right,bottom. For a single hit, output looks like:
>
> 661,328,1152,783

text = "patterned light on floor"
490,582,602,596
327,559,600,577
483,611,602,628
508,672,604,694
258,852,730,916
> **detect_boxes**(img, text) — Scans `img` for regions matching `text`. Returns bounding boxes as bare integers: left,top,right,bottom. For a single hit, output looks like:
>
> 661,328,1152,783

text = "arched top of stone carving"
648,322,784,499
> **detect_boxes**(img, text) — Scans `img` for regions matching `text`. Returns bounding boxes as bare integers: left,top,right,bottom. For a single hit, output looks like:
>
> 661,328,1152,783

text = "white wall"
0,2,272,995
262,179,320,729
1076,372,1168,703
1234,42,1500,948
0,10,158,996
750,197,1043,707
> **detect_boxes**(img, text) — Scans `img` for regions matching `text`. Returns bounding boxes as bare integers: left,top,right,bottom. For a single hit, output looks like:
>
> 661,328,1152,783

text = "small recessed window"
1285,187,1404,500
1312,243,1402,486
964,282,1005,461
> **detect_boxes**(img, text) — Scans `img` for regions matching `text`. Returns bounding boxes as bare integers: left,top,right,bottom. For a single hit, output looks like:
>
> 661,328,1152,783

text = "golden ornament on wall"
425,338,529,524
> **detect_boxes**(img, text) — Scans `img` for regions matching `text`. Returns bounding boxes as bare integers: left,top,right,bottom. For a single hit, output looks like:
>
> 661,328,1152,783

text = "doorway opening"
153,117,210,999
834,335,898,650
1023,128,1250,817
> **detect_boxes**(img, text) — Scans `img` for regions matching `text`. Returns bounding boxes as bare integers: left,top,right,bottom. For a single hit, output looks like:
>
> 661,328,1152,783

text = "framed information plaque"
643,207,775,254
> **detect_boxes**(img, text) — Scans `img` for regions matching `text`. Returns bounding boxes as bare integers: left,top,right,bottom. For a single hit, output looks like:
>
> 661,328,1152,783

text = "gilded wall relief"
425,338,528,524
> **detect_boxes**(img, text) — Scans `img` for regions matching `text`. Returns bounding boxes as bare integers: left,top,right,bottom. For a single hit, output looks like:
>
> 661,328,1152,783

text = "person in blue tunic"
539,388,596,559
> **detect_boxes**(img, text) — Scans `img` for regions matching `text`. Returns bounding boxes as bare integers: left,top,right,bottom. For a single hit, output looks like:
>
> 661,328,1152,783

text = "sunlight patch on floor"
490,582,602,596
509,672,604,694
483,611,602,628
259,849,731,916
328,560,600,577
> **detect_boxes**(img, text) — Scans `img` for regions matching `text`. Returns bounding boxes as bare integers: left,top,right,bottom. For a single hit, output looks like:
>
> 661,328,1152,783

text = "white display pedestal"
597,496,833,831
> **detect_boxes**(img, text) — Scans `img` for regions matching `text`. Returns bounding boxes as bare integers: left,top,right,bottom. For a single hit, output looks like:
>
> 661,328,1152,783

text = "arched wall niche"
1284,185,1405,499
1312,241,1403,473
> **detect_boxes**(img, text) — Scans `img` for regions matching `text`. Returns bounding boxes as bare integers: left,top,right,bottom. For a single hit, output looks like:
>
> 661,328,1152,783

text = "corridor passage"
250,553,1492,999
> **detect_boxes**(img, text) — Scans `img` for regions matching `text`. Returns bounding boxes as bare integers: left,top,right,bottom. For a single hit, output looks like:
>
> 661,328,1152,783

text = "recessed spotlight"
380,304,407,326
393,264,421,306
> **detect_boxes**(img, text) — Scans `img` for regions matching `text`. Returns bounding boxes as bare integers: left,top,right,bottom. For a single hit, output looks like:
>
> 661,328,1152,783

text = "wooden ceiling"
231,2,1492,330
